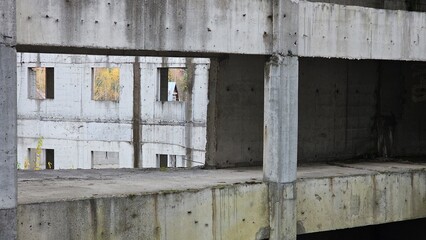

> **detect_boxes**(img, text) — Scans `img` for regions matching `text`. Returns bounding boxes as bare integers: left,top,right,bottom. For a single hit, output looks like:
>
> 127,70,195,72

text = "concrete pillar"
0,0,17,239
264,54,298,240
265,0,300,239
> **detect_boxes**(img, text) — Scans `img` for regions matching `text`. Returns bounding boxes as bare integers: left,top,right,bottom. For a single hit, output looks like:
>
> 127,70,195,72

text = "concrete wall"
17,184,270,240
299,58,426,163
206,55,265,168
297,163,426,234
16,54,209,169
17,54,134,169
298,1,426,61
379,61,426,157
299,58,378,162
0,0,17,239
140,57,209,168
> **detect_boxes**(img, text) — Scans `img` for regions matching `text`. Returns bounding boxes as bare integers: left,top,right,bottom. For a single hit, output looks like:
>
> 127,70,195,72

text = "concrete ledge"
17,162,426,239
297,162,426,234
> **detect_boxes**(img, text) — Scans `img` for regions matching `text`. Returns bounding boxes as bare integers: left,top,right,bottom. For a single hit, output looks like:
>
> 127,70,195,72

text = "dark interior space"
298,58,426,163
298,218,426,240
308,0,426,12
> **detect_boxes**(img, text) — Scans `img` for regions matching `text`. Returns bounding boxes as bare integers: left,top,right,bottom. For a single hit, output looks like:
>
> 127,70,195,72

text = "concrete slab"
17,161,426,239
18,168,263,205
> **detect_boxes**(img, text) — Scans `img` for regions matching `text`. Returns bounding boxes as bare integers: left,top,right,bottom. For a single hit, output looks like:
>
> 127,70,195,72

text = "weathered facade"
17,53,209,169
1,0,426,239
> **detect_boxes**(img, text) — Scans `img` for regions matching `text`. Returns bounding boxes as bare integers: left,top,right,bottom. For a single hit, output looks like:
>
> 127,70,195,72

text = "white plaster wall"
17,53,208,169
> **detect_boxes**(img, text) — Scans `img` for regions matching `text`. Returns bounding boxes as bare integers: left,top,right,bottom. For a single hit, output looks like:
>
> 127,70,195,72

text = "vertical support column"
265,0,300,239
205,58,219,168
264,54,298,240
0,0,17,239
133,57,141,168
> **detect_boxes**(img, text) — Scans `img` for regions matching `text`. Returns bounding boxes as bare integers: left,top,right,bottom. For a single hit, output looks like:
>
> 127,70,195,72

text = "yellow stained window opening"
92,67,120,101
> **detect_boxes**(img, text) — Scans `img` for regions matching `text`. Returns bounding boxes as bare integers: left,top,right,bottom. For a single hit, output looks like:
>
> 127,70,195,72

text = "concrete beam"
15,0,426,61
16,162,426,239
297,162,426,234
298,1,426,61
0,0,17,239
16,0,272,56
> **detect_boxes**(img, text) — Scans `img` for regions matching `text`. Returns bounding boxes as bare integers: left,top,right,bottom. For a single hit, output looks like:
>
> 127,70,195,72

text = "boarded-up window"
92,67,120,101
158,68,188,101
28,67,54,99
92,151,120,169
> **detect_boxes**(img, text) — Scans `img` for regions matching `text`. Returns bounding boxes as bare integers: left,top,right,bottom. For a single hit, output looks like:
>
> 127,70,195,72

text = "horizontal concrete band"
16,0,426,61
17,162,426,239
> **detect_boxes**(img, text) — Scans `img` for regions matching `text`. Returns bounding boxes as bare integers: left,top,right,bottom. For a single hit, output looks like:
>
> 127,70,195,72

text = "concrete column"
264,55,298,240
0,0,17,239
265,0,300,238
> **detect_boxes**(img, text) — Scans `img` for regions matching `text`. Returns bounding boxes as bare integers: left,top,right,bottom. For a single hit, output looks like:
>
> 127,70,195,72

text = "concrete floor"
18,160,426,205
16,160,426,239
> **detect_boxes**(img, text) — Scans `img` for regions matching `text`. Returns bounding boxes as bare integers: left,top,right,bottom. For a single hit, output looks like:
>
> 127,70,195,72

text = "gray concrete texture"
15,1,426,61
1,0,17,239
16,161,426,239
206,55,265,168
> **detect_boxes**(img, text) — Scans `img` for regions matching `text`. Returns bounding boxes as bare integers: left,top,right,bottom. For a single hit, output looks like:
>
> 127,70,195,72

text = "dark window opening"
28,67,54,100
158,68,188,102
27,148,54,170
156,154,183,168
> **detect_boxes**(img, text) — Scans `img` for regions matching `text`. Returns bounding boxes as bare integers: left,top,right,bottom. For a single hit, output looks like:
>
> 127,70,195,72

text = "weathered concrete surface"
206,55,265,168
297,161,426,234
16,0,273,56
16,54,209,169
18,168,269,240
17,162,426,239
0,0,17,239
15,1,426,61
264,55,298,183
269,182,297,240
298,1,426,61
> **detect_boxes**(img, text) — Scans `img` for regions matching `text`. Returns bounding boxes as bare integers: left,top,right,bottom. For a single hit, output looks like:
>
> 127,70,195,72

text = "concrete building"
1,0,426,240
17,53,208,169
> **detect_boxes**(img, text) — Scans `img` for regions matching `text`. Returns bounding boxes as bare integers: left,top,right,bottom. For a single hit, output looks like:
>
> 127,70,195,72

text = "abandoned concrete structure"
1,0,426,239
16,53,208,170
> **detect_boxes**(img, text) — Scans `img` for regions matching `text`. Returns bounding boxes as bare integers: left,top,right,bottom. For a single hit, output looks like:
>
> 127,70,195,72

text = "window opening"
158,68,188,101
92,67,120,101
28,67,54,99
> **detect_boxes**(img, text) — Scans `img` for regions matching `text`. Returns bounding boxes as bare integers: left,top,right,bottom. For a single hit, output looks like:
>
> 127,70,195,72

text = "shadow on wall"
298,58,426,163
298,218,426,240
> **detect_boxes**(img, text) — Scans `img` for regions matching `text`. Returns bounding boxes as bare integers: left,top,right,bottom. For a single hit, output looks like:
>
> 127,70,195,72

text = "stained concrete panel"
297,162,426,234
298,58,377,162
16,0,272,55
206,55,265,168
298,1,426,61
16,162,426,239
